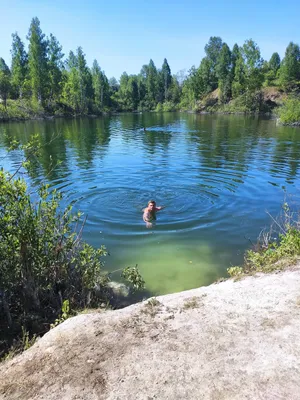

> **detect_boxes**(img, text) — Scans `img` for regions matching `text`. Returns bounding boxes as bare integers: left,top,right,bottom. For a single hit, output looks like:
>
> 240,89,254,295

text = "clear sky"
0,0,299,80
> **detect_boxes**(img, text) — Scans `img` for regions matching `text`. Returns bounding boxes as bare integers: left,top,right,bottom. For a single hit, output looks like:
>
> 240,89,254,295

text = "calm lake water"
1,113,300,295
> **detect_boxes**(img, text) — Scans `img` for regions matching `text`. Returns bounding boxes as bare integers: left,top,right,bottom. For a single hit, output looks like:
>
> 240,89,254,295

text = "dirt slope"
1,268,300,400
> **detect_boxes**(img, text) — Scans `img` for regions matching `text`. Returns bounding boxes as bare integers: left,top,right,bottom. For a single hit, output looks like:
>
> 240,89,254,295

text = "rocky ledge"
1,267,300,400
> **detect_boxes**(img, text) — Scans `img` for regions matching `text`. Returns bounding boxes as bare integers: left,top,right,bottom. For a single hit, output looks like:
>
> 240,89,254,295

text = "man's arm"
155,206,164,211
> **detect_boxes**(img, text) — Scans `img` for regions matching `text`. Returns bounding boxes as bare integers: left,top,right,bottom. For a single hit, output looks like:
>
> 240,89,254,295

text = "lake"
1,113,300,295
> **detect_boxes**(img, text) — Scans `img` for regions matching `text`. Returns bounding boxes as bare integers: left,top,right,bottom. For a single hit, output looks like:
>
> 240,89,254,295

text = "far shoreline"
0,109,299,127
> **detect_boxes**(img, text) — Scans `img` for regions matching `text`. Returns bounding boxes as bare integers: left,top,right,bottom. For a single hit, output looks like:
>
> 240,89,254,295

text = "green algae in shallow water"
107,237,219,295
139,242,219,295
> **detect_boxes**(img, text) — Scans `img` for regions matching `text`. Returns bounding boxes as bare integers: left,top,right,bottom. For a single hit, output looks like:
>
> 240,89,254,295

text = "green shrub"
227,266,244,277
277,97,300,123
220,91,270,113
246,228,300,270
228,227,300,279
0,171,109,355
155,102,163,112
162,101,178,112
227,200,300,278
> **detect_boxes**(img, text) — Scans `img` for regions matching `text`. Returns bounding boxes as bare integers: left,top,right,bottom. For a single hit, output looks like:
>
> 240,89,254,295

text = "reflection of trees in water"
140,112,177,155
269,126,300,183
141,112,179,129
142,129,172,155
0,117,113,181
94,117,111,147
1,114,300,189
64,118,103,167
0,119,69,182
185,114,252,169
116,112,176,155
185,113,300,189
185,115,279,194
116,113,142,132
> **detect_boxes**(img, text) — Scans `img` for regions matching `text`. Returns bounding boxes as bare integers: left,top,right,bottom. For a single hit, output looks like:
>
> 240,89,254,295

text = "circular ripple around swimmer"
68,184,233,238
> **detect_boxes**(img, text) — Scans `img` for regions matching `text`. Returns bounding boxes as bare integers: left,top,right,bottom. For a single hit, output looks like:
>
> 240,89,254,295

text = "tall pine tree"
10,33,28,99
279,42,300,90
0,58,11,108
216,43,232,103
146,59,158,109
47,34,64,103
27,17,48,103
161,58,172,102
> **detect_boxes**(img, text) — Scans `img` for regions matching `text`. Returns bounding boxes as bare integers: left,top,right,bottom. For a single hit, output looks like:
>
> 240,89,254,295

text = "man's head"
148,200,156,211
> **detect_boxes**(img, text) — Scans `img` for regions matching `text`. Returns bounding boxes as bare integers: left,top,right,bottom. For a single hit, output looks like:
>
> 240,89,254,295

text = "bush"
155,102,163,112
277,97,300,124
220,91,270,113
0,171,110,355
227,202,300,277
162,101,178,112
0,99,46,120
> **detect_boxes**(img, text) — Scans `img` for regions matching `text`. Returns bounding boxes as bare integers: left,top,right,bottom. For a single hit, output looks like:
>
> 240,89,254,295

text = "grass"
227,203,300,279
182,297,199,310
1,328,37,363
141,298,162,317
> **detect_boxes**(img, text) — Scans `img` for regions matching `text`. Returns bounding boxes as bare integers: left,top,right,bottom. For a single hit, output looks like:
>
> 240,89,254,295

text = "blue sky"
0,0,299,80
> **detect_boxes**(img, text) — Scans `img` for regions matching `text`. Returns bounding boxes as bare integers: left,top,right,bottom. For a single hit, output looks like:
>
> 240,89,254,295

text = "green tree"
161,58,172,101
127,75,139,110
66,50,77,69
269,52,281,74
198,57,213,95
179,66,203,109
241,39,264,92
230,44,240,86
117,73,139,111
216,43,232,103
263,53,281,86
118,71,130,110
279,42,300,90
92,60,107,111
77,47,93,113
27,17,49,103
136,65,148,109
232,54,246,98
146,59,158,109
109,77,119,93
63,48,93,114
47,34,64,103
231,44,240,71
169,75,181,104
108,77,119,110
10,33,28,99
0,58,11,109
204,36,223,90
62,51,80,113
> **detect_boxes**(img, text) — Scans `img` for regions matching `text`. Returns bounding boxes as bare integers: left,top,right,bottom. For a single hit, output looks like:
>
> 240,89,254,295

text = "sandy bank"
1,268,300,400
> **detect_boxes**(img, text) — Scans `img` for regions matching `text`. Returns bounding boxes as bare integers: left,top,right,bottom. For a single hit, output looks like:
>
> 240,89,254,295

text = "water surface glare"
1,113,300,295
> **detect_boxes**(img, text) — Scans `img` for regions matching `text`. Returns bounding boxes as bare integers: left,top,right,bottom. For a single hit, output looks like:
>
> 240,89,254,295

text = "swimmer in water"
143,200,164,228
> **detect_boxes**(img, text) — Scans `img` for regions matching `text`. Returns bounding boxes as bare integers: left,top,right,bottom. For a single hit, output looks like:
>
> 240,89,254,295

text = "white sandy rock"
1,268,300,400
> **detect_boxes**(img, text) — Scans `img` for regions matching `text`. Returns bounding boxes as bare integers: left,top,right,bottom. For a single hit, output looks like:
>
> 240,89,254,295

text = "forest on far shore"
1,17,300,120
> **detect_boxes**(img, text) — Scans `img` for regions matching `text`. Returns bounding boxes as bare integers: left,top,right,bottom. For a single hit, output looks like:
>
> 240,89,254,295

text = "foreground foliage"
277,97,300,124
0,171,144,358
228,204,300,277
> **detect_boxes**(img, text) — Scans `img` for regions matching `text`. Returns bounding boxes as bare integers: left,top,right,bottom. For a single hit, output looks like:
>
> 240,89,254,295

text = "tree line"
0,17,300,115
